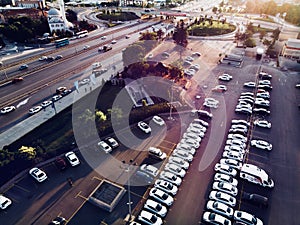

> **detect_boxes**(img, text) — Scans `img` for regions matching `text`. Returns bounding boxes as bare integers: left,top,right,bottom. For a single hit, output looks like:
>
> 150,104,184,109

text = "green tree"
259,30,266,40
212,6,218,14
122,44,145,67
244,38,256,47
173,27,188,47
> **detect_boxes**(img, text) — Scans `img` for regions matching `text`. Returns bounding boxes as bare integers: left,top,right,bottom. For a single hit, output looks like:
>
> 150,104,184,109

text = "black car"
242,192,268,207
55,157,67,170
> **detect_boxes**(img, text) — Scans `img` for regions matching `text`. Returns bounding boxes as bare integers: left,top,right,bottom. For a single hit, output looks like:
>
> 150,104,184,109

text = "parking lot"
1,39,299,225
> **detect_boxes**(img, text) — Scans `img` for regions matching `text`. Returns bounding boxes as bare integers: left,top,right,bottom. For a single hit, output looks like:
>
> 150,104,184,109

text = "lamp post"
122,159,135,223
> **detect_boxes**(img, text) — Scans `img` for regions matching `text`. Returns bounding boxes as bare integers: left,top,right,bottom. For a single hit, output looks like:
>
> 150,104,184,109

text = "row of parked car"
202,71,275,225
131,117,210,225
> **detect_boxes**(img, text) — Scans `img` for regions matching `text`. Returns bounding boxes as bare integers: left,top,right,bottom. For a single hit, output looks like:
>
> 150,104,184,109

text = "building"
47,8,66,34
14,0,46,9
281,38,300,60
0,7,45,23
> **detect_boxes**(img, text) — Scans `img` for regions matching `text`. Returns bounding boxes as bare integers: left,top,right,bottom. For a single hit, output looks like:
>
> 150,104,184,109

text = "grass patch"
188,21,236,36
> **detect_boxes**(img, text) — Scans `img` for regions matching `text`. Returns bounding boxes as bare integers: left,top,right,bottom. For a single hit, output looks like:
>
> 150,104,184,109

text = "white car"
212,84,227,92
235,107,252,115
193,118,209,127
255,98,270,104
204,101,219,108
152,116,165,126
39,55,48,61
220,158,242,171
140,164,159,177
79,78,90,85
236,101,252,108
1,106,16,114
172,149,193,162
231,119,250,127
244,82,256,88
149,188,174,206
29,106,43,115
202,212,232,225
52,95,62,102
253,120,271,128
29,167,47,182
41,100,52,108
154,179,178,195
189,123,207,132
185,56,194,62
111,39,117,44
224,145,246,155
0,195,12,209
223,150,244,162
214,163,237,177
233,210,263,225
159,171,182,186
206,200,234,218
209,190,236,207
98,141,112,153
190,64,200,70
227,133,247,143
250,140,272,151
238,98,254,105
212,181,238,196
205,97,219,105
148,147,167,160
186,127,205,138
259,80,271,85
214,173,238,187
240,92,254,97
138,210,163,225
192,52,201,57
183,132,201,143
230,124,248,131
83,45,90,50
225,139,246,149
144,199,167,218
65,151,80,166
256,92,270,99
253,108,270,115
180,138,199,149
138,121,151,134
240,95,255,101
168,156,189,170
257,84,272,90
218,74,232,81
105,137,119,148
164,163,186,178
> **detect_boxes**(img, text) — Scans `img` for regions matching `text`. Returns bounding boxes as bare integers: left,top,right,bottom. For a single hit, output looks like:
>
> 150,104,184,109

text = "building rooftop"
286,39,300,49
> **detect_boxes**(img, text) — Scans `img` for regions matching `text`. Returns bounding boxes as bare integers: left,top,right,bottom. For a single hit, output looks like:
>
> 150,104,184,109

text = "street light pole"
122,159,134,223
168,80,174,121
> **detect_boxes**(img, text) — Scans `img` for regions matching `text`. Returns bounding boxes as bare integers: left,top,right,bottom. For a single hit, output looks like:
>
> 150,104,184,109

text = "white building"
281,38,300,59
47,8,67,34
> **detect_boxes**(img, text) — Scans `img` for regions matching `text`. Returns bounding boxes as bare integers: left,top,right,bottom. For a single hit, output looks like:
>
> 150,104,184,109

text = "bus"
240,164,274,188
223,54,243,62
55,38,69,48
76,30,88,38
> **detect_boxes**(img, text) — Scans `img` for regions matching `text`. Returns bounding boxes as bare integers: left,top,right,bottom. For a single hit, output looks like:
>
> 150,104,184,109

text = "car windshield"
155,204,162,211
150,215,157,223
209,213,215,220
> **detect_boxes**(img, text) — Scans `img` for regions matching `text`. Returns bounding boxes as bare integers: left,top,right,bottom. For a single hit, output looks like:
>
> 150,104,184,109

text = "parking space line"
10,197,19,203
75,191,82,199
2,183,14,193
14,184,30,193
91,176,102,181
66,196,88,225
76,193,89,201
130,191,145,199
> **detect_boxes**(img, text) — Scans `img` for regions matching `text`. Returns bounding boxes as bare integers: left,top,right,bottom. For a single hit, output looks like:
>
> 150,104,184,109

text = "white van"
240,164,274,188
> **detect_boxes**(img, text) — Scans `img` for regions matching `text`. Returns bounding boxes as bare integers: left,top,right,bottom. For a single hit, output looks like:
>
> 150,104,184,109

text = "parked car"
233,210,263,225
220,158,242,171
29,167,47,182
140,164,159,177
214,163,238,177
154,179,178,196
242,192,268,207
159,171,182,186
105,137,119,149
138,121,151,134
65,151,80,166
97,141,112,153
55,55,63,60
149,188,174,206
214,173,238,187
212,181,238,196
55,157,67,170
49,216,66,225
41,100,52,108
253,120,271,128
202,211,232,225
152,115,165,126
148,147,167,160
206,200,234,218
0,195,12,209
168,156,189,170
143,199,167,217
163,163,186,178
250,139,272,151
138,210,163,225
52,95,62,102
218,73,232,81
209,190,236,207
